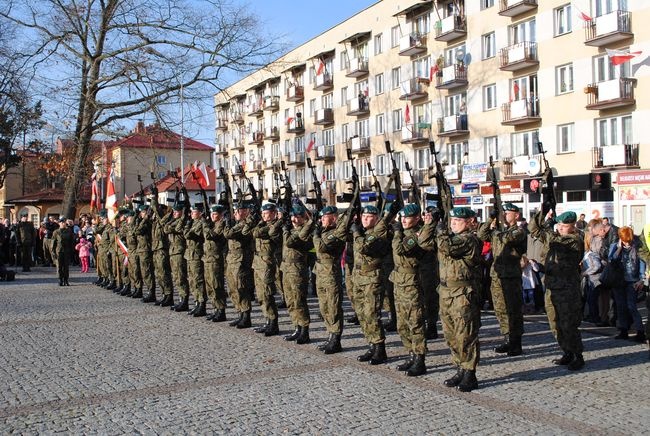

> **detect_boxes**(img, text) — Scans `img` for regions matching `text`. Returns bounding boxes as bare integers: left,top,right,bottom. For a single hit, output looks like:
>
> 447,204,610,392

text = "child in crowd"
521,255,539,314
75,237,92,273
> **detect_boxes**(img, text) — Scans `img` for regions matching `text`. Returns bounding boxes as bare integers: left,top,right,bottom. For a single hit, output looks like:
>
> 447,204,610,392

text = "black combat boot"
494,334,510,353
64,279,70,286
206,312,216,321
159,294,174,307
264,318,279,336
229,312,243,326
114,284,124,294
457,370,478,392
59,278,63,286
406,354,426,377
120,285,132,296
93,277,104,286
107,280,117,290
323,334,342,354
284,326,301,341
357,344,376,362
507,335,523,356
277,298,287,309
382,312,397,332
614,329,629,339
130,288,143,299
633,330,646,343
188,302,199,315
212,308,227,322
369,343,387,365
142,290,156,303
397,352,416,371
552,351,574,365
296,326,310,344
318,334,335,351
425,320,438,340
254,319,270,333
193,301,207,317
444,368,465,387
236,311,252,328
567,353,585,371
173,295,189,312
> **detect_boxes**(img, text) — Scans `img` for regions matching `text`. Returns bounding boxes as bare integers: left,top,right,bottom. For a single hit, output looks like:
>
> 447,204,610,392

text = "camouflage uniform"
418,223,440,338
281,220,314,329
16,220,35,271
117,217,131,290
184,217,206,304
134,214,155,293
163,216,190,300
94,220,107,280
99,222,115,284
248,217,283,322
125,217,140,292
203,217,228,311
151,202,173,298
223,218,255,315
52,224,74,284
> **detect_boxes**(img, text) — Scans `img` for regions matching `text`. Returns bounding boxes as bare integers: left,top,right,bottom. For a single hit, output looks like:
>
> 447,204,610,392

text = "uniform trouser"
645,294,650,339
439,285,481,371
170,254,189,299
254,262,278,321
491,276,524,337
187,259,206,303
119,253,130,286
226,263,253,313
352,271,385,345
115,251,126,286
96,249,104,277
421,270,440,326
282,268,310,327
545,286,584,355
137,251,155,292
129,251,142,290
153,250,173,296
21,244,33,270
56,253,70,281
345,264,356,312
275,256,285,301
315,261,343,334
43,239,54,266
102,249,114,281
381,264,395,315
395,277,426,355
205,260,227,310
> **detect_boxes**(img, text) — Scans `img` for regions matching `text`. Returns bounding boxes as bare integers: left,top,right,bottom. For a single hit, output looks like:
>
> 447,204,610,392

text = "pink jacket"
76,240,92,257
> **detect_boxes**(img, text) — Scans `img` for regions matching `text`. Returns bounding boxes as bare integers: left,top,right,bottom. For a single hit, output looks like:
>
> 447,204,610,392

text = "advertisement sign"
461,163,488,184
618,170,650,185
480,180,523,195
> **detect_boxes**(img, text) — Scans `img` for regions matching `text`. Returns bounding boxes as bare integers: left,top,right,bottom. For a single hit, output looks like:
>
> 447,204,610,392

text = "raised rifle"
537,141,557,216
430,141,453,225
280,160,293,222
234,156,261,213
305,157,324,214
367,161,384,212
404,161,422,208
489,155,504,226
219,167,235,219
385,140,404,212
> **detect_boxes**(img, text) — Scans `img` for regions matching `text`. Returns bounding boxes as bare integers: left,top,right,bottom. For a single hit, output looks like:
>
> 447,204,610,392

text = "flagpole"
180,82,185,183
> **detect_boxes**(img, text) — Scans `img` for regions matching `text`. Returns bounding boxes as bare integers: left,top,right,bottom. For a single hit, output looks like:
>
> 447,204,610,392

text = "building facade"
214,0,650,229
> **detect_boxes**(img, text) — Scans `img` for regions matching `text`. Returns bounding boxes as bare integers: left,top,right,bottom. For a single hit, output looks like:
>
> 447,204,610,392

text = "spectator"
576,213,587,231
520,255,540,314
581,230,605,324
75,236,92,273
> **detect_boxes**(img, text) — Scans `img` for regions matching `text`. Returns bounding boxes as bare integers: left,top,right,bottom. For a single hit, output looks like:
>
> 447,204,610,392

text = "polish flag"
116,235,129,266
105,167,117,222
404,104,411,124
286,116,294,125
575,6,592,22
316,60,325,76
306,137,315,153
429,65,439,81
192,161,210,188
90,171,100,211
513,82,520,99
606,48,643,66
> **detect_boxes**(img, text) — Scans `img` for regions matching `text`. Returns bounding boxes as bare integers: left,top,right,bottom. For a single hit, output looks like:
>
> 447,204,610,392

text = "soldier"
281,205,314,344
477,202,527,356
132,205,155,300
381,204,397,333
202,204,228,322
164,205,191,311
114,210,131,295
420,206,441,340
184,205,207,316
51,217,74,286
313,205,351,354
43,216,58,267
98,213,116,290
150,191,174,307
93,211,108,286
438,207,483,392
119,211,135,296
223,203,255,328
529,210,585,371
247,203,283,335
16,212,35,272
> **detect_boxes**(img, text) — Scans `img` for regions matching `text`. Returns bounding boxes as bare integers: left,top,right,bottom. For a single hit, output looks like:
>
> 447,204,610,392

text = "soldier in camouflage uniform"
150,192,174,307
99,213,116,290
281,205,315,344
111,210,128,294
119,211,136,296
202,204,228,321
223,204,255,328
163,205,191,311
133,205,154,300
184,206,207,316
52,217,74,286
381,207,397,332
477,202,527,356
529,210,585,371
438,207,483,392
419,207,441,340
93,210,108,286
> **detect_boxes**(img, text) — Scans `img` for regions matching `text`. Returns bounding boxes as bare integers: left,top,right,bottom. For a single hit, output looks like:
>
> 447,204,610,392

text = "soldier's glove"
313,222,322,238
389,201,401,215
391,220,403,233
489,209,499,219
283,221,293,233
350,223,362,235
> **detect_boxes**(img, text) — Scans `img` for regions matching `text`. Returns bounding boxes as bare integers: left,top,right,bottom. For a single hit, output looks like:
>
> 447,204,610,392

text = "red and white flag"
306,137,315,153
606,48,642,66
575,6,592,22
115,235,128,265
429,65,439,81
316,60,325,76
286,116,294,125
404,104,411,124
192,161,210,188
105,167,117,222
90,170,100,211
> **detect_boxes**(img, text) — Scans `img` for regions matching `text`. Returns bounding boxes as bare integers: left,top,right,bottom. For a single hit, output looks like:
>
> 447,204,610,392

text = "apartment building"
214,0,650,229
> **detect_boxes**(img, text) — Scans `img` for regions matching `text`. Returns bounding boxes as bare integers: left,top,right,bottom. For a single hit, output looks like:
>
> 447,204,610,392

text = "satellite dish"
526,159,541,176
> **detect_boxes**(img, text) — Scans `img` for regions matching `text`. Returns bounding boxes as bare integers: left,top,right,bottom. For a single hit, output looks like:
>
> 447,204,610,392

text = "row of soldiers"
91,187,588,393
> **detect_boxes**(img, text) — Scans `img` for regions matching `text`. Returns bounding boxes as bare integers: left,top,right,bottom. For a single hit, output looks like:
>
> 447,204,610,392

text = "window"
445,44,466,68
596,115,632,146
567,191,586,202
511,130,539,157
393,151,405,171
356,119,369,138
392,109,403,131
554,4,572,36
483,84,497,111
509,19,536,44
322,93,333,109
375,74,384,95
340,51,349,71
482,32,496,59
295,136,305,152
447,142,468,166
391,67,401,89
374,33,383,55
594,53,630,82
557,123,574,153
391,26,400,47
283,139,291,155
481,0,495,9
376,154,387,175
156,155,166,165
445,92,466,116
309,99,316,116
484,136,499,161
340,87,348,106
412,55,431,80
323,128,334,146
414,13,430,35
308,66,315,84
324,164,335,180
414,147,430,169
376,113,385,135
341,123,349,142
556,63,574,94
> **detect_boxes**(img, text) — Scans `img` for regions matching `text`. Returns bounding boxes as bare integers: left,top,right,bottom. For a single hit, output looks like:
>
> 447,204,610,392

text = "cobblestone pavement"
0,267,648,435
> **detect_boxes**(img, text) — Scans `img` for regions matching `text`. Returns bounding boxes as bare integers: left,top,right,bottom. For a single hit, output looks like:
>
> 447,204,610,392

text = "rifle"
345,148,362,220
366,161,384,213
306,157,324,214
489,155,504,226
280,160,293,222
404,161,422,208
219,167,235,219
234,157,261,213
537,142,557,216
430,141,453,226
385,140,404,212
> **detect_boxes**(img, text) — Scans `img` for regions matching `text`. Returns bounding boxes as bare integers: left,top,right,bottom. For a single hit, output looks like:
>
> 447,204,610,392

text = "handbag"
599,260,623,288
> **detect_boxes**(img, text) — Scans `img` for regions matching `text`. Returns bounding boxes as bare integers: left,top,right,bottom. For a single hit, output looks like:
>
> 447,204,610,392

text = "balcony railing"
286,85,304,102
314,108,334,125
499,41,538,71
248,131,264,145
401,124,430,144
263,96,280,111
230,136,245,151
286,117,305,134
584,10,632,47
348,136,370,154
585,78,636,110
434,14,466,42
315,145,335,161
230,112,244,124
498,0,538,17
399,32,427,57
399,77,429,101
500,154,543,178
347,97,370,116
215,142,228,155
264,126,280,141
411,168,429,185
435,64,468,89
216,118,228,130
592,144,639,169
286,151,305,165
248,102,263,117
314,73,333,91
501,98,540,125
437,115,469,137
346,57,369,78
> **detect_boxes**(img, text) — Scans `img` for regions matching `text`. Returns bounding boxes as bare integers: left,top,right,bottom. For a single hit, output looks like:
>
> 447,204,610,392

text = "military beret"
319,205,337,217
126,210,136,217
503,202,520,212
117,207,130,216
138,205,150,212
190,205,201,212
261,203,277,211
556,211,577,224
19,210,28,216
58,216,67,223
400,203,421,218
290,205,307,216
449,207,476,219
172,204,184,212
98,210,108,218
210,204,226,213
425,206,438,214
233,203,248,210
362,205,379,215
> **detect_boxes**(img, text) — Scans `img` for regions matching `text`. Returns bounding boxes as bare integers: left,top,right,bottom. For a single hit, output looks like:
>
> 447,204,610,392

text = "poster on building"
461,163,488,184
556,202,615,221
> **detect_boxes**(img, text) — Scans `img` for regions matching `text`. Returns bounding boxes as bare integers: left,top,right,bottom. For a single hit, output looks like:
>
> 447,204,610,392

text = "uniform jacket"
436,227,482,291
223,219,254,266
52,227,74,257
477,222,527,279
202,218,227,263
247,218,282,269
183,218,204,261
281,220,314,273
134,217,152,254
162,217,186,256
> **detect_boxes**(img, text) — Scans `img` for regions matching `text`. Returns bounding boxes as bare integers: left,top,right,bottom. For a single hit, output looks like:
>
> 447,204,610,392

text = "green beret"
556,211,577,224
117,207,129,216
190,205,201,212
290,205,307,216
98,209,108,218
400,203,421,218
233,203,248,210
319,205,337,217
362,205,379,215
261,203,277,211
449,207,476,219
172,204,184,212
210,204,226,213
503,202,520,212
126,210,136,217
138,205,150,212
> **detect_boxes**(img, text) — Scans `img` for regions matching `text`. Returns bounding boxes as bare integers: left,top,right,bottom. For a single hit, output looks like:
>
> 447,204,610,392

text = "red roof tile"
113,123,213,152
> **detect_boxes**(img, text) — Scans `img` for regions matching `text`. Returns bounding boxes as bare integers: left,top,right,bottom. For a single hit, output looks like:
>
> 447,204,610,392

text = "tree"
0,0,283,217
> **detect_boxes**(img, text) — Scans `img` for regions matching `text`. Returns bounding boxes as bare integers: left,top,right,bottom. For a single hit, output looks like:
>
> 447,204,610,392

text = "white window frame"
557,123,574,154
309,99,316,116
392,109,403,131
481,0,495,9
483,84,497,111
156,155,166,165
375,73,384,95
376,154,388,175
376,113,385,135
556,63,574,95
323,128,334,146
322,93,333,109
511,130,539,157
374,33,383,55
391,67,401,89
391,26,400,48
554,4,573,36
484,136,499,161
340,87,348,107
594,53,631,82
482,32,496,60
596,115,633,146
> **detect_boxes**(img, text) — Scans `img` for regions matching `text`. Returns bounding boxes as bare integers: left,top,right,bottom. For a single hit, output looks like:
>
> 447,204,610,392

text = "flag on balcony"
317,60,325,76
606,48,643,66
90,170,100,211
513,82,520,99
306,138,315,153
192,161,210,188
404,104,411,124
429,65,439,81
575,6,592,21
105,167,117,222
286,116,294,125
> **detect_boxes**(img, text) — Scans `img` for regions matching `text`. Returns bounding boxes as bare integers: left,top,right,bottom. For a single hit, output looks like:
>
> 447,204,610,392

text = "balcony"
248,131,264,146
501,98,540,126
434,14,466,42
360,176,373,191
253,160,265,172
286,85,304,102
268,156,282,169
314,73,333,91
215,142,228,155
286,151,305,166
585,78,636,110
498,0,537,17
263,96,280,111
584,10,632,47
401,124,430,145
348,136,370,154
294,185,307,197
500,154,543,178
347,97,369,116
315,145,335,161
435,64,468,90
264,126,280,141
399,78,428,101
314,108,334,125
592,144,639,169
216,118,228,130
346,57,369,78
411,168,429,186
286,117,305,134
437,115,469,138
499,42,538,71
230,136,245,151
399,32,427,57
248,103,263,118
230,112,244,124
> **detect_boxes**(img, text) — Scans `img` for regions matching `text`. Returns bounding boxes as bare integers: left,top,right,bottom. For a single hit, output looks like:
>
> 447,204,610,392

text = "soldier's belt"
359,263,381,273
439,280,472,287
394,267,418,274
